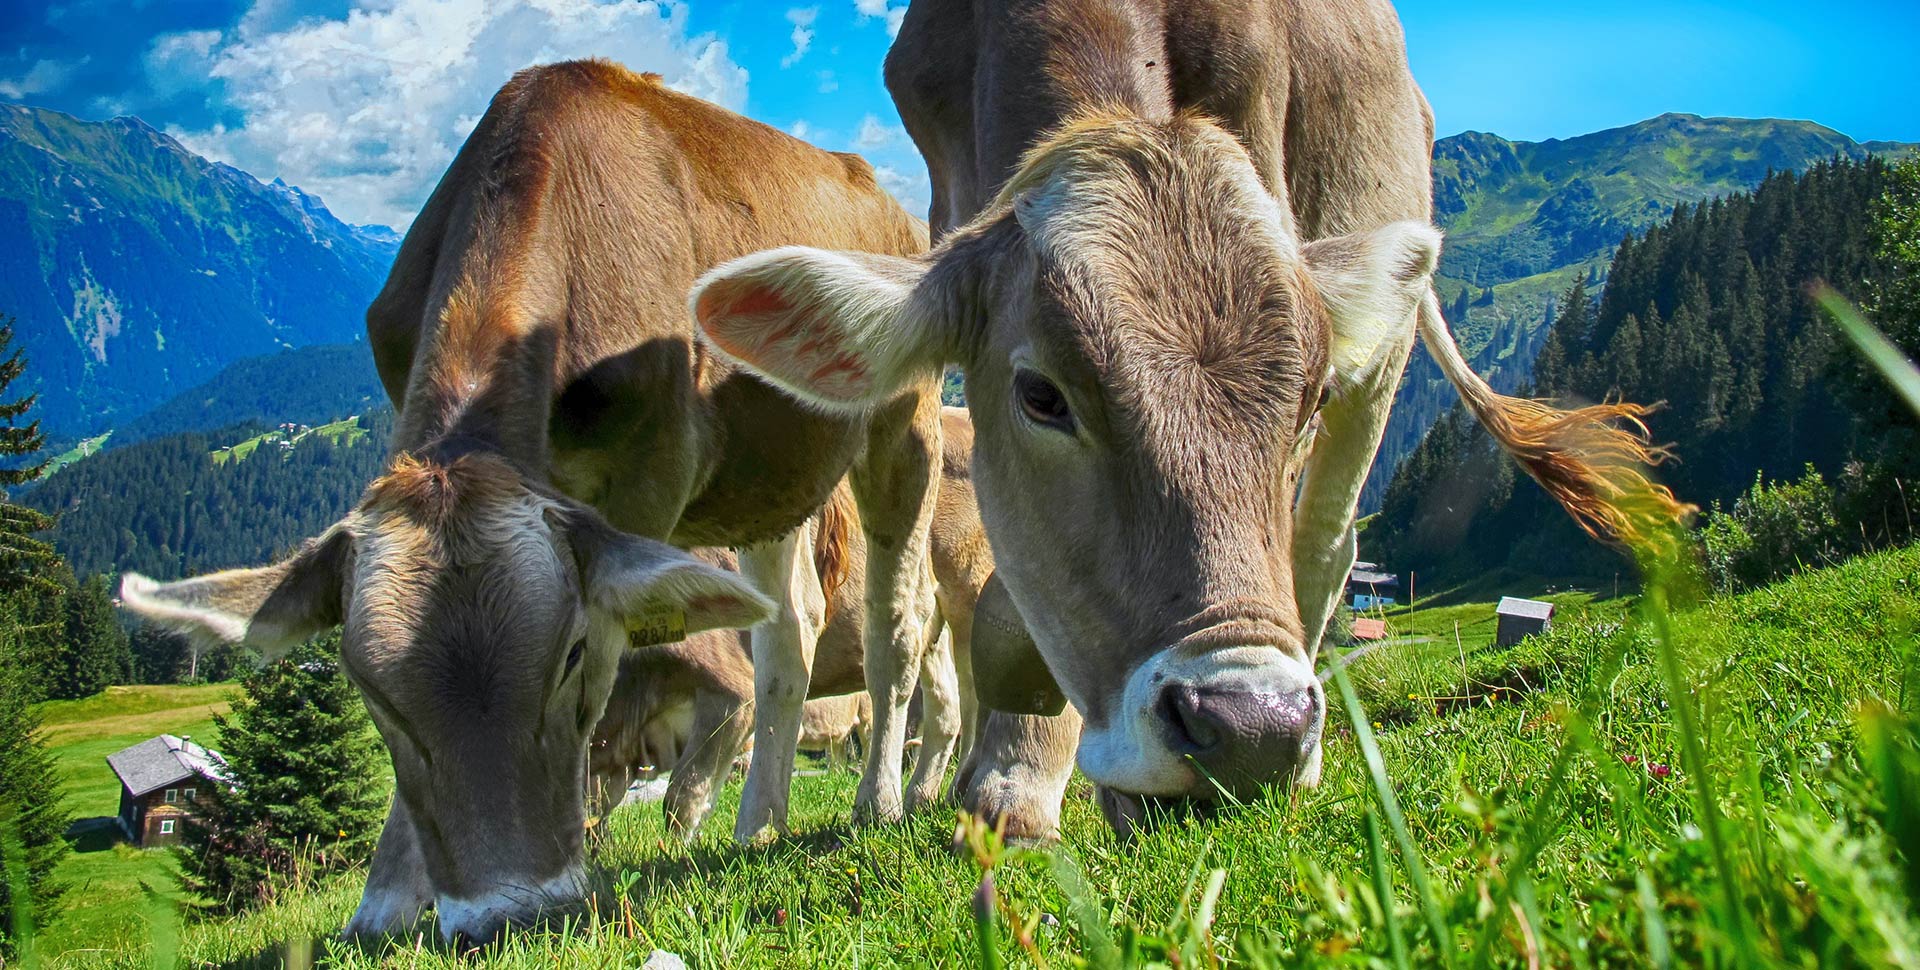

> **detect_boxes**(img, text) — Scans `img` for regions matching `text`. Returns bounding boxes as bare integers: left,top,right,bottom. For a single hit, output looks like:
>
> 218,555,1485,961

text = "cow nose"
1157,680,1322,791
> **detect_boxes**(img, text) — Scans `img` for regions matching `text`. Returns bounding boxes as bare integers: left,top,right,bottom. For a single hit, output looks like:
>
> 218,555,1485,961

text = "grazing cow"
588,488,961,832
690,1,1687,839
117,60,940,943
591,423,995,827
795,691,874,769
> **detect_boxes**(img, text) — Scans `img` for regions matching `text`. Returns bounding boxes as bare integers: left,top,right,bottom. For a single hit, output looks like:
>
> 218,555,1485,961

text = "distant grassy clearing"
35,682,236,957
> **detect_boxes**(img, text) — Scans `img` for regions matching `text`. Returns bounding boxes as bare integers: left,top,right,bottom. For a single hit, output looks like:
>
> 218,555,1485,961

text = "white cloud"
781,7,819,69
852,114,904,151
788,119,818,142
816,69,838,94
155,0,748,230
0,58,84,100
872,164,929,217
853,0,907,38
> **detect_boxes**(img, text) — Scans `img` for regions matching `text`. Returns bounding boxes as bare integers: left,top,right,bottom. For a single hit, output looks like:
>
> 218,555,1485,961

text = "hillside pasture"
34,545,1920,968
34,683,233,958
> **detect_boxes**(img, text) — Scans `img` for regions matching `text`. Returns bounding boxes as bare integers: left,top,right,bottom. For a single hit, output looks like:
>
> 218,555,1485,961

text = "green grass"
43,433,111,476
210,417,367,466
33,545,1920,967
33,684,236,957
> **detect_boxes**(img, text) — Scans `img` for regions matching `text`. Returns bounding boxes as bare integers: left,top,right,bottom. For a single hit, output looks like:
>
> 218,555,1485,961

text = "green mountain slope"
1365,114,1917,510
0,102,398,436
112,342,386,447
24,411,394,580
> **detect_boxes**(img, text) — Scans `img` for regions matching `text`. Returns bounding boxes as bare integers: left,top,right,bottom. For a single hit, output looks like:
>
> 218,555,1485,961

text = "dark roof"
1350,569,1400,588
106,734,228,798
1496,597,1556,621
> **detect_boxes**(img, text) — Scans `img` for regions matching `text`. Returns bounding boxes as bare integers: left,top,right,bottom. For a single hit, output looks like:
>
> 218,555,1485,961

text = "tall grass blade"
1859,704,1920,905
1329,661,1453,966
1050,850,1122,968
1641,575,1762,965
1819,287,1920,416
1634,871,1674,970
972,871,1003,970
1366,810,1412,970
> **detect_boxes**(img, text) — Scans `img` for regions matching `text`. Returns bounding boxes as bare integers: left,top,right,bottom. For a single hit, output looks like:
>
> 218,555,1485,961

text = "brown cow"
689,1,1686,839
588,488,962,833
591,416,995,828
118,60,941,943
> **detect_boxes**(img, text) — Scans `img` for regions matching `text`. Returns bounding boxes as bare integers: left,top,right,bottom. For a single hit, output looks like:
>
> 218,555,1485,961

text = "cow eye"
1014,370,1074,434
563,638,586,678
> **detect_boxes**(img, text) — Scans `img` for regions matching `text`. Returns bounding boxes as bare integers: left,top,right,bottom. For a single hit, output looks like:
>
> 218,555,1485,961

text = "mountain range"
0,102,398,438
2,101,1913,538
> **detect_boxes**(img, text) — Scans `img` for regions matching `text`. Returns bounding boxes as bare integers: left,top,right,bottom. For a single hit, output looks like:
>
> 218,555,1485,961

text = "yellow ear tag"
627,605,688,647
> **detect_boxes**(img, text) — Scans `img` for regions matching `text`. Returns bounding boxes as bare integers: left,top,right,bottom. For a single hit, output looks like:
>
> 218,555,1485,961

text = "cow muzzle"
435,865,586,946
1079,645,1323,800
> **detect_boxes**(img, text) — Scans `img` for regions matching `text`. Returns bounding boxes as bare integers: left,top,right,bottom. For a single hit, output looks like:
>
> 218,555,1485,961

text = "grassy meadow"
33,683,233,957
28,543,1920,967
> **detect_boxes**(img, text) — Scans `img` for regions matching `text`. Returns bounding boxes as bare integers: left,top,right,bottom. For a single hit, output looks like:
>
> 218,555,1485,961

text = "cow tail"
813,483,858,624
1415,291,1695,555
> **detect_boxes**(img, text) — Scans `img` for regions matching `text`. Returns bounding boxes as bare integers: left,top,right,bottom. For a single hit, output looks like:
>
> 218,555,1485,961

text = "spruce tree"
0,322,62,703
179,633,386,911
51,574,131,700
0,616,69,956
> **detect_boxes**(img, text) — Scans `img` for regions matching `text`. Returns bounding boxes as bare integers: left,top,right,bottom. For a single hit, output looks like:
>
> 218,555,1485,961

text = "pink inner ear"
696,278,874,404
685,593,743,620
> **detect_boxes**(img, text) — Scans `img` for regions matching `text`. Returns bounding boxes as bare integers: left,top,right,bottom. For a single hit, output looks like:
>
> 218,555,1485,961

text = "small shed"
1350,617,1389,642
1495,597,1555,648
106,734,228,847
1347,562,1401,610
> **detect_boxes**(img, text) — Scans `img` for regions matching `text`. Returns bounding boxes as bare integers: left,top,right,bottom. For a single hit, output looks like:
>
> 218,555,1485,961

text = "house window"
183,788,196,801
164,789,178,804
159,820,175,835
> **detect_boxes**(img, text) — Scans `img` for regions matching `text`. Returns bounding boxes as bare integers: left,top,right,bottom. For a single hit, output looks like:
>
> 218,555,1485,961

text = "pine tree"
51,574,131,700
0,616,69,955
0,324,63,702
179,633,386,912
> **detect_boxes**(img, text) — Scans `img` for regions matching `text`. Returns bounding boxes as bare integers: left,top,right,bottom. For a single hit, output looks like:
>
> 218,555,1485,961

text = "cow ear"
569,516,773,639
690,247,950,413
120,526,352,661
1303,221,1442,385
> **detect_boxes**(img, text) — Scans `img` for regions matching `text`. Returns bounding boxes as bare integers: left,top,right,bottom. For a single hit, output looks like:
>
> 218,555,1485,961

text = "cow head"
119,450,769,942
690,114,1438,808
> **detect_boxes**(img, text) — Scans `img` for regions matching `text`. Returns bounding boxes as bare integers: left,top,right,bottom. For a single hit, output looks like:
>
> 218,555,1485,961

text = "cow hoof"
958,776,1061,844
732,798,790,846
852,795,905,827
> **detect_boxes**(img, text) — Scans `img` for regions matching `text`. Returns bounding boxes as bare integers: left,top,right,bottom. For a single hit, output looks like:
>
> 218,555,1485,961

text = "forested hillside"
1369,156,1910,581
112,343,386,446
1366,116,1916,509
25,411,392,580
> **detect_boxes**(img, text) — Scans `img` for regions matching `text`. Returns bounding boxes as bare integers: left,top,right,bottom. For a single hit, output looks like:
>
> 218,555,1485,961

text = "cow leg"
849,389,943,824
733,527,825,843
666,686,754,839
953,706,1083,843
906,623,962,810
590,763,634,821
344,798,433,939
939,592,982,767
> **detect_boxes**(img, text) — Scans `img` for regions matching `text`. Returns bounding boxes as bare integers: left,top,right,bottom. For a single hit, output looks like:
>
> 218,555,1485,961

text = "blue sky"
2,0,1915,229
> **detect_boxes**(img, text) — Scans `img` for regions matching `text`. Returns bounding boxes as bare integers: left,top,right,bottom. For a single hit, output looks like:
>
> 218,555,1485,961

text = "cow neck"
393,315,558,480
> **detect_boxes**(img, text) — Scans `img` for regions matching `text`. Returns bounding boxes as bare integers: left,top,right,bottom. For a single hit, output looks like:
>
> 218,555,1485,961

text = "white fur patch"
435,865,586,943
